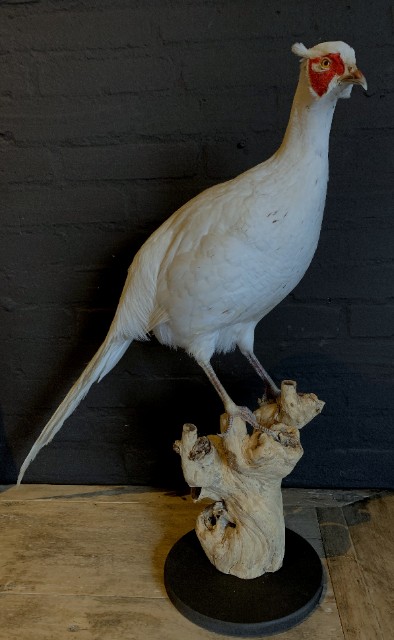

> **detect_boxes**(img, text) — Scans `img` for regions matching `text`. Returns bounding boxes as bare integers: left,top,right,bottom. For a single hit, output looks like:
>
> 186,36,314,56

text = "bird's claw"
226,405,278,441
238,406,261,429
226,405,259,430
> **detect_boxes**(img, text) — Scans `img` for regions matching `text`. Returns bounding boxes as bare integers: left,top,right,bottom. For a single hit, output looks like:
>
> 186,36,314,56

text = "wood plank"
0,499,202,598
1,496,328,597
0,591,343,640
343,494,394,637
318,506,383,640
285,506,321,541
0,484,379,505
283,488,378,509
0,487,345,638
284,505,325,557
0,484,178,503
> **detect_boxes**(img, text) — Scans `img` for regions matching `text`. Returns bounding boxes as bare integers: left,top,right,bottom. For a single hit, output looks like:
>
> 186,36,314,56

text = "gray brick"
4,337,77,384
2,228,69,269
325,192,394,230
4,266,105,305
0,93,203,144
122,340,201,381
0,54,34,97
262,303,342,341
316,338,394,371
348,416,394,447
1,346,73,413
82,375,205,415
341,369,390,415
126,179,211,229
1,185,127,225
19,88,275,142
2,225,129,271
334,89,394,131
289,448,394,488
133,93,202,136
0,147,53,183
20,408,137,445
279,85,394,133
0,306,73,339
199,89,278,133
309,1,393,49
345,227,394,265
346,375,394,416
160,2,311,43
14,442,130,485
0,9,152,51
74,306,114,340
204,133,280,179
38,54,176,96
60,142,199,181
330,130,394,192
294,264,394,302
181,44,291,92
53,225,131,268
0,96,139,143
72,314,197,380
350,305,394,337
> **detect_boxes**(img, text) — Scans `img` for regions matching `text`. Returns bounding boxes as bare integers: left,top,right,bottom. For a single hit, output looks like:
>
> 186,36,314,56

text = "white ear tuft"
291,42,310,58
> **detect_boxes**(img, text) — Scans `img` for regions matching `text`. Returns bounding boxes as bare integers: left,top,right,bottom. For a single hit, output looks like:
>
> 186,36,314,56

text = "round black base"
164,528,324,637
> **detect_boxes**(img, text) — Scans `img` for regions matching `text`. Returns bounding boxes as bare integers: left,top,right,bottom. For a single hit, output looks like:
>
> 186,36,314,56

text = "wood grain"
0,591,344,640
0,499,202,598
2,486,391,639
0,484,377,505
343,495,394,638
318,505,384,640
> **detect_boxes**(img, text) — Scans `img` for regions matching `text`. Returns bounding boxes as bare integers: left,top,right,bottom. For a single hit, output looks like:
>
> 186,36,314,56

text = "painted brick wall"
1,0,393,487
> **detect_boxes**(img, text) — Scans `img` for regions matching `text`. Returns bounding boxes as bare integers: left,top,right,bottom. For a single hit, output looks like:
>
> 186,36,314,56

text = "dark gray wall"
1,0,393,488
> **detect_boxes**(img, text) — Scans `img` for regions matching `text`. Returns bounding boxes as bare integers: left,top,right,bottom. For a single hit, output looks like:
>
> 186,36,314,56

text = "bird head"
292,41,367,100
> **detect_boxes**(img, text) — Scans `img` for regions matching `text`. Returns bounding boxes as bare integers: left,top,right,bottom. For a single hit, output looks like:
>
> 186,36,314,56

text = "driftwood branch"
174,380,324,579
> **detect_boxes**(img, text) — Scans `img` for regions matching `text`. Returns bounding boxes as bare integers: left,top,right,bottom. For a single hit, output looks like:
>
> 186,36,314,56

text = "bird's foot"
226,405,279,441
230,405,260,429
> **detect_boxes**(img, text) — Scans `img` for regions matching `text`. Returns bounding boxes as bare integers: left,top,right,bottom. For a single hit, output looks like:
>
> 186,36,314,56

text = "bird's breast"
155,162,327,347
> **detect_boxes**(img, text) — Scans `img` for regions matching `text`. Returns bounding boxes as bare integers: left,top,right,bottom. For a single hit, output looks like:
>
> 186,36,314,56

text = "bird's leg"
197,360,263,432
197,360,239,416
242,351,281,399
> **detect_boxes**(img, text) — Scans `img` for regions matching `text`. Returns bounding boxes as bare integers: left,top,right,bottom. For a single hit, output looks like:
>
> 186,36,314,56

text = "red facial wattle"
308,53,345,97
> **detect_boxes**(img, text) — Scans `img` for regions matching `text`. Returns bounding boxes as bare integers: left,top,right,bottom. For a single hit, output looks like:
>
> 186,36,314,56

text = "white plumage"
17,41,366,484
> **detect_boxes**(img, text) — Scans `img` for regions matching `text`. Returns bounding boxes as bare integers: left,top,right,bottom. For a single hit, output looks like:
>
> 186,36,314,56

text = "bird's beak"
342,67,368,91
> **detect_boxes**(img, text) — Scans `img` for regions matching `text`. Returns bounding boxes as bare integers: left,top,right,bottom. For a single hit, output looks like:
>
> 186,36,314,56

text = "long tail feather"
17,336,132,484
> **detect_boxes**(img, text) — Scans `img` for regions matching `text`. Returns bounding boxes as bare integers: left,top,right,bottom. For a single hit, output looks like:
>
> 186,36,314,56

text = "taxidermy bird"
17,41,367,483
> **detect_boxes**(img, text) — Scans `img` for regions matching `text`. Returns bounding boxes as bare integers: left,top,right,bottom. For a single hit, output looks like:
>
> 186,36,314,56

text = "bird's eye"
320,57,331,70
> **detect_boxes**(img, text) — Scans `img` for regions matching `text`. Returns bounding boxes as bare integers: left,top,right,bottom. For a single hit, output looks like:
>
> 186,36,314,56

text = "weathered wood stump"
174,380,324,579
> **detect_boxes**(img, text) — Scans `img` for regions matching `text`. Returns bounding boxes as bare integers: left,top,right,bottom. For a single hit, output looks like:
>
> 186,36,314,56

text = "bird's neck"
277,77,338,163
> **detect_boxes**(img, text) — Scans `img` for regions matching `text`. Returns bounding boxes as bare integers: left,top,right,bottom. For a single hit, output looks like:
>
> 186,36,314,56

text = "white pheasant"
17,41,367,484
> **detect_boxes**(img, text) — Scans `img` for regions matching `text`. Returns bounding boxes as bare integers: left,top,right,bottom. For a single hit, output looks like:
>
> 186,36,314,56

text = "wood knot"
189,436,211,461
